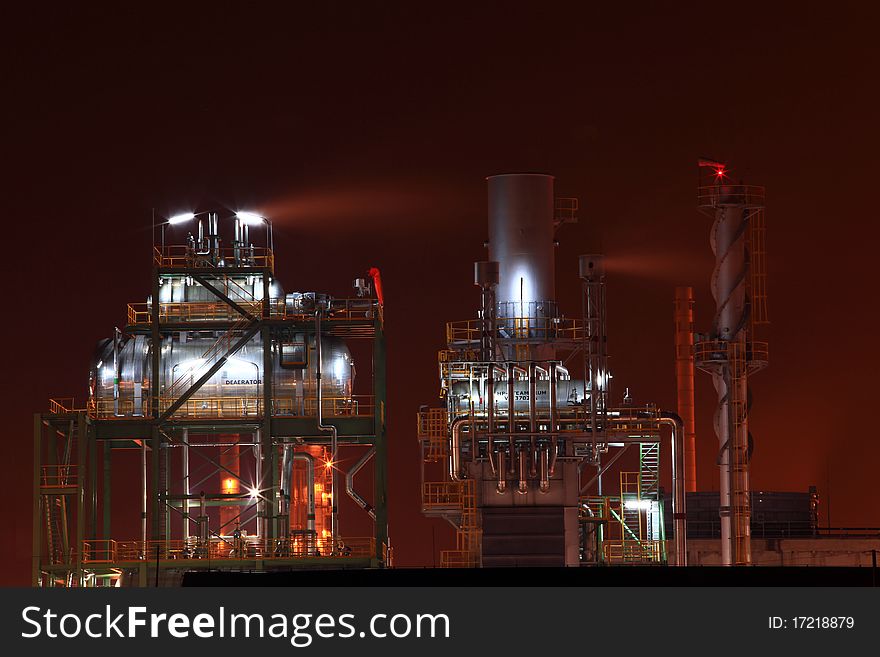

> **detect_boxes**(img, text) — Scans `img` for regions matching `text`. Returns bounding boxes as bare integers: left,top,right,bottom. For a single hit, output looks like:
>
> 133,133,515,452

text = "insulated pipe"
538,447,550,493
314,310,339,546
141,439,148,545
448,416,469,481
234,217,243,264
281,446,316,536
113,327,121,416
517,448,528,494
528,363,537,478
507,363,516,475
198,492,208,545
486,364,496,475
181,429,190,544
549,362,558,476
253,434,262,538
659,412,688,566
710,187,751,566
346,447,377,519
496,450,507,493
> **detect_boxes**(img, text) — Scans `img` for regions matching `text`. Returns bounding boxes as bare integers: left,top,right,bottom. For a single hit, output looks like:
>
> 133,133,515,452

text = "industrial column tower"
695,160,769,566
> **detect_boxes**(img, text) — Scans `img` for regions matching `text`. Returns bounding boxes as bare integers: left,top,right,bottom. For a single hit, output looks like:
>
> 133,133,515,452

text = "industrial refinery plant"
416,167,875,570
32,164,877,586
34,212,388,586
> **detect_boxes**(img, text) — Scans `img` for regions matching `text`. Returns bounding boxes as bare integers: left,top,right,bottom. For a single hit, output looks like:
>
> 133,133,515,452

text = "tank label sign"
223,379,262,385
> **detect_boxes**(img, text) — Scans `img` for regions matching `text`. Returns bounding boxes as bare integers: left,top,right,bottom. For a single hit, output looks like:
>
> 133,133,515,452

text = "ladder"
639,442,661,500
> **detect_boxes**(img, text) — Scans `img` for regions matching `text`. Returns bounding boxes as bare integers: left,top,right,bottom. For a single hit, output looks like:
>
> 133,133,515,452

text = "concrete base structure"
670,538,880,567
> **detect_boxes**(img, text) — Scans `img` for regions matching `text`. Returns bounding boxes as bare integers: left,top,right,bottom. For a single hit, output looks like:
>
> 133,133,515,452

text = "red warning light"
714,167,726,179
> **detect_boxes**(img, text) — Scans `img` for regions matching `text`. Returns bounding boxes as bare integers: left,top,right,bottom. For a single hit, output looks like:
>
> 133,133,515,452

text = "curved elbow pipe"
449,416,470,481
281,448,316,536
660,411,688,566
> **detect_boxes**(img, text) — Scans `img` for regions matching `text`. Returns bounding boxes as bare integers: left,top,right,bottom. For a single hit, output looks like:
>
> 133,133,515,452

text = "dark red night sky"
4,2,879,585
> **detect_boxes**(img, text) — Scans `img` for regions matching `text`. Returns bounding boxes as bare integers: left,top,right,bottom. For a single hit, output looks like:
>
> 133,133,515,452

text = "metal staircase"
639,442,660,500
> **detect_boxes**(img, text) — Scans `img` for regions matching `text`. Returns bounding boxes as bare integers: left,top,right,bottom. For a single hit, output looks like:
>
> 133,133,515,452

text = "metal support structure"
373,317,389,564
33,221,389,585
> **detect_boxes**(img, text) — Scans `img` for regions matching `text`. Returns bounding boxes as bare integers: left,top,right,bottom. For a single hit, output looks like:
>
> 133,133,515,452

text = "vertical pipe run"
660,412,688,566
507,363,516,475
548,362,558,476
315,311,339,547
580,255,607,445
181,429,190,544
219,434,240,534
496,450,506,493
253,435,263,539
140,439,148,546
113,327,121,416
528,363,537,478
538,447,549,493
710,195,751,566
674,287,697,493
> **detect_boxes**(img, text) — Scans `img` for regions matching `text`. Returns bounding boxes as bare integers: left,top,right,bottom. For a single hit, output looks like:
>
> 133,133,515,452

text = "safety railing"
48,398,86,414
602,540,666,564
81,540,119,563
87,399,150,418
697,184,765,209
302,395,374,417
422,482,464,509
159,396,264,419
555,197,578,225
579,496,610,522
127,301,269,324
153,245,275,271
439,550,480,568
694,339,769,368
85,395,372,419
81,537,375,563
417,409,448,462
416,409,448,439
127,297,378,326
41,465,78,489
446,316,587,346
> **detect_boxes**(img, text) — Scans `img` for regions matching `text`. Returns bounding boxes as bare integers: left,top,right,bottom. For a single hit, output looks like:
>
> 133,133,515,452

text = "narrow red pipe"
368,267,384,307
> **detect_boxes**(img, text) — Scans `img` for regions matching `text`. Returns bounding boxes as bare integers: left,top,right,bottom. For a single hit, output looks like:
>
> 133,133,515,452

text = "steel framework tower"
418,174,689,567
33,215,389,586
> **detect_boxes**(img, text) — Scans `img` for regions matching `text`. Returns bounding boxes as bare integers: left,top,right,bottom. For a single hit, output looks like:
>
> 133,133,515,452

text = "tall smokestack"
674,286,697,493
487,174,556,318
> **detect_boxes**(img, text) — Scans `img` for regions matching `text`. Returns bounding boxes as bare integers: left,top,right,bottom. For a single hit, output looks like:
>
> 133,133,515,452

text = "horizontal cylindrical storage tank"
449,379,589,414
487,173,556,320
89,332,353,418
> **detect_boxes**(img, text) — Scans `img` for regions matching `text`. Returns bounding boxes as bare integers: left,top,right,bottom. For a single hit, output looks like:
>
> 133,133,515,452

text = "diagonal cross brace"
191,274,259,321
158,323,261,424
